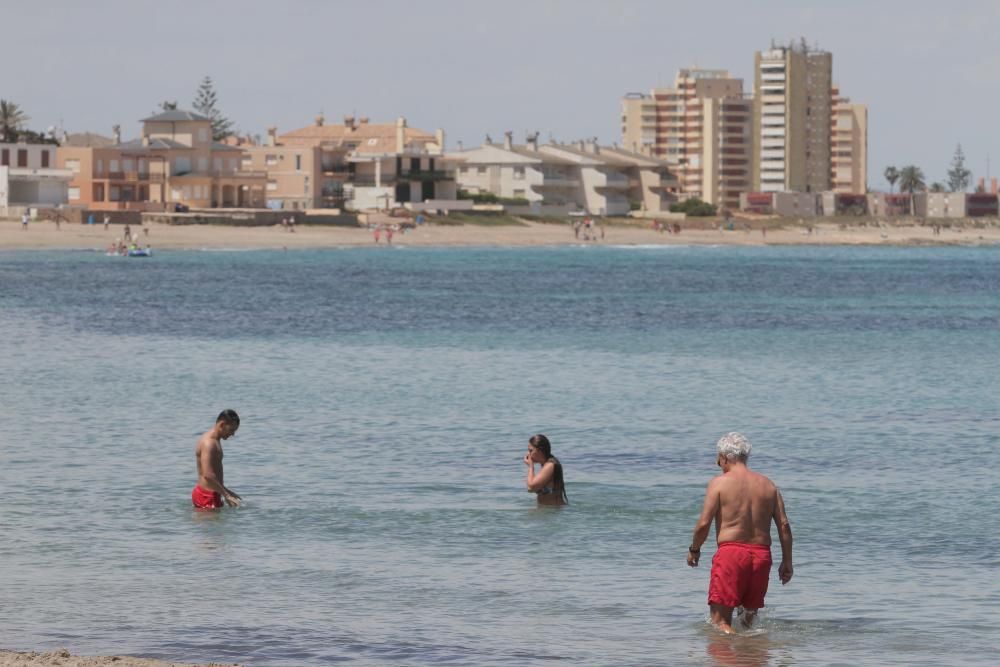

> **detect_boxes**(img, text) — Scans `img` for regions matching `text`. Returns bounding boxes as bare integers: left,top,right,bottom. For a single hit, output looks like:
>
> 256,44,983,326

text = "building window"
513,189,525,198
295,155,302,171
68,187,80,200
198,128,208,142
65,158,80,173
0,149,7,166
267,180,278,191
110,159,120,173
41,150,50,168
241,157,253,168
367,138,378,146
17,149,28,167
198,157,209,172
513,166,525,179
265,155,278,166
477,166,487,175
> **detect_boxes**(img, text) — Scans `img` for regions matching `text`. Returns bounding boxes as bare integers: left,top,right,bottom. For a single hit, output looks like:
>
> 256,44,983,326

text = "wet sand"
1,218,998,250
0,649,240,667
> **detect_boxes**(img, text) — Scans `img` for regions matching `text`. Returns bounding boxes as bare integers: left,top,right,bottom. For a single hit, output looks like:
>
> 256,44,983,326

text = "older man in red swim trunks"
192,409,243,509
687,432,793,633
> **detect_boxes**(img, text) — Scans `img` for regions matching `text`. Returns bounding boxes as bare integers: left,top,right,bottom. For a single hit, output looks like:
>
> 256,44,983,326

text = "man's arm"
687,478,721,567
773,488,793,584
525,459,556,493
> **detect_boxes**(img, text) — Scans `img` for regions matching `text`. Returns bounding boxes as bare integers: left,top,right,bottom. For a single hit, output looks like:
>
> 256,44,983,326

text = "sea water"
0,245,997,666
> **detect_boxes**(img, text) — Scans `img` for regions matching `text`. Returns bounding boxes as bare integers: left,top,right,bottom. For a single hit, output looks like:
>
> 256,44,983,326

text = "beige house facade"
251,114,455,211
452,133,675,215
831,88,868,194
621,68,750,210
57,110,267,211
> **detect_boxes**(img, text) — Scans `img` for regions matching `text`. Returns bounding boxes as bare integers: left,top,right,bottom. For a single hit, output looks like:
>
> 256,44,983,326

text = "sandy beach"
0,649,239,667
1,218,998,251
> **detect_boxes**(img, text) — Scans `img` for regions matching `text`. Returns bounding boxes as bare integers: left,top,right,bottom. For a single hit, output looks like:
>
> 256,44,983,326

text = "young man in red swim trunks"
687,432,793,633
192,409,243,509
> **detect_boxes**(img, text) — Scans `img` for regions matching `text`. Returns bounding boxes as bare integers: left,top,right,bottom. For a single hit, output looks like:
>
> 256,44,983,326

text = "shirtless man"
687,432,792,633
191,409,243,509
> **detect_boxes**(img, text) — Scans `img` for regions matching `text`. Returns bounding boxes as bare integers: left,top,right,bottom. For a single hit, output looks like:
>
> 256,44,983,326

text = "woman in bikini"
523,433,568,506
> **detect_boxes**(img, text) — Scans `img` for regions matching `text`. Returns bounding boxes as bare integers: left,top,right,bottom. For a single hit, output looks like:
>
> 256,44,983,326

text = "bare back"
712,468,778,545
195,431,224,490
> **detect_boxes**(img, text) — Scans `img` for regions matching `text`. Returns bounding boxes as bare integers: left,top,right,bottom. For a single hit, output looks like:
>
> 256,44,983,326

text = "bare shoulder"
196,431,219,453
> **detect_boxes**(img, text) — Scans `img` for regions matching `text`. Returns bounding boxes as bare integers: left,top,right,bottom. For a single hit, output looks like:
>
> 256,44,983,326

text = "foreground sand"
1,218,998,250
0,649,239,667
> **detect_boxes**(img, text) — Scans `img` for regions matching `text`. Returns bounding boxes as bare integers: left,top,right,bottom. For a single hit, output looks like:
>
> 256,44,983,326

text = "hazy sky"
6,0,998,189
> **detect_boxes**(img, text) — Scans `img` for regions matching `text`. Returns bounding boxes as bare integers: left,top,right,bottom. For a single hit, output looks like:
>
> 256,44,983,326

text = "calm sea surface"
1,245,998,666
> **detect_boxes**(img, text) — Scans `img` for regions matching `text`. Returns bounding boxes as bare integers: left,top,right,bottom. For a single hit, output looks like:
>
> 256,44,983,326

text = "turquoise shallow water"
1,245,998,665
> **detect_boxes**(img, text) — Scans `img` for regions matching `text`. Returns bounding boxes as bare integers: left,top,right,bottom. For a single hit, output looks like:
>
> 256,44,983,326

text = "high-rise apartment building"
752,42,832,193
831,87,867,193
621,68,751,209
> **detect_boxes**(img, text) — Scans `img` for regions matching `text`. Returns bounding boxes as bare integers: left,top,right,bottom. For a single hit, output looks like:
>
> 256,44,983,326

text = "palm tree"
929,182,945,192
898,165,925,194
884,166,900,193
0,100,29,142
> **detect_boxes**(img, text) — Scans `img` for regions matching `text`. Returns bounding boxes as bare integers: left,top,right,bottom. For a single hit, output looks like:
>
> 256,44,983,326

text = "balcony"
102,171,160,181
322,164,353,174
351,175,397,187
535,177,580,188
396,169,453,181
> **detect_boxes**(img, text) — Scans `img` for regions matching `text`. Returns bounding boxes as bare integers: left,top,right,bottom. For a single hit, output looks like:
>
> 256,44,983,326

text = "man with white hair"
687,432,793,633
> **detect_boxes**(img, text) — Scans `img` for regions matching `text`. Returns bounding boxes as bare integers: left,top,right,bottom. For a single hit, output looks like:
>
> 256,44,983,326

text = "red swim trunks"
191,485,223,509
708,542,772,609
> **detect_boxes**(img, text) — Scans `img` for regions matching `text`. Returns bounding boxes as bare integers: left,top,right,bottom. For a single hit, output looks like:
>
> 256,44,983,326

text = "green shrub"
669,197,717,217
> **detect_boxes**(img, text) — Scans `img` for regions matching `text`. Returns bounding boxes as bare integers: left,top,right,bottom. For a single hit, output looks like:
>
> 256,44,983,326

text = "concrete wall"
774,191,818,217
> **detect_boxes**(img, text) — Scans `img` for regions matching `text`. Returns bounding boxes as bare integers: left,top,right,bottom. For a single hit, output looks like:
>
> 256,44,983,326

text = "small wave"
196,247,262,252
608,244,693,250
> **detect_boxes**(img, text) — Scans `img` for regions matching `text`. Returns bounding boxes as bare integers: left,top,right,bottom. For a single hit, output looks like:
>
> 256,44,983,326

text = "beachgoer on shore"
104,214,110,230
374,226,382,244
21,212,29,230
687,432,793,634
192,409,243,509
123,224,132,242
386,225,394,244
523,434,568,506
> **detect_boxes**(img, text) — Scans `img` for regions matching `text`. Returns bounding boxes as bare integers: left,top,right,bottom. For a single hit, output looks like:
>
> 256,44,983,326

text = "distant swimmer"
523,434,568,506
687,432,792,633
192,409,243,509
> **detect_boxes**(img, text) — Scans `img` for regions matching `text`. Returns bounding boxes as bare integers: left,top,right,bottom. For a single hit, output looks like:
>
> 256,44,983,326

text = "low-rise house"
1,142,72,214
246,114,455,211
450,133,675,215
913,192,999,218
820,192,868,216
739,191,818,217
57,110,267,211
867,193,912,217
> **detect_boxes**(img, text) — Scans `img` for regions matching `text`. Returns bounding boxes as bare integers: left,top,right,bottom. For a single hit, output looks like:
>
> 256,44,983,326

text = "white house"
1,142,72,214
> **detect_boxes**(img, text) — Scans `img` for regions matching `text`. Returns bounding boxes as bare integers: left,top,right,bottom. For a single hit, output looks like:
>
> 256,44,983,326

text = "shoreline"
1,219,999,251
0,648,240,667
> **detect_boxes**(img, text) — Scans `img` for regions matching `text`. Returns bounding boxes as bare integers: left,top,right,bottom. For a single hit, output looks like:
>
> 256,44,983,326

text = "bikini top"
536,457,563,496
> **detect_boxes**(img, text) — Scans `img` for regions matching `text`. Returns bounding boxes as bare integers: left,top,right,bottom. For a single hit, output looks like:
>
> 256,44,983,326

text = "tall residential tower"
621,68,751,209
752,42,833,193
